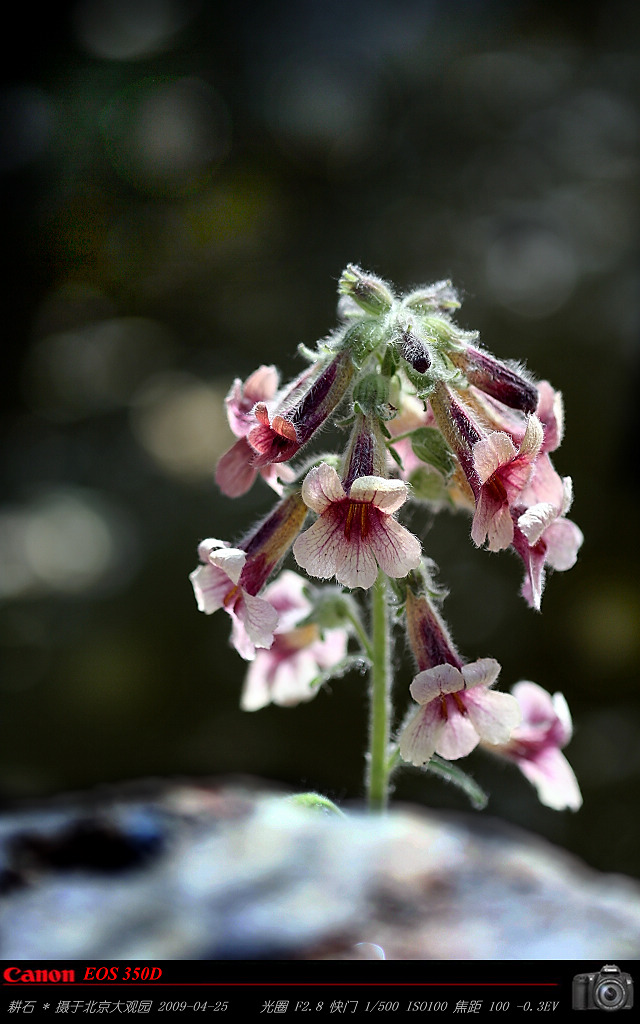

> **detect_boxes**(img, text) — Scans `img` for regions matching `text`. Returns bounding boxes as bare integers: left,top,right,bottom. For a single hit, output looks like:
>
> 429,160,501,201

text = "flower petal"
367,513,422,580
208,546,247,585
435,704,481,759
349,476,409,514
464,688,521,745
471,489,514,550
293,512,344,582
518,748,582,811
262,569,310,631
461,657,501,690
243,364,279,405
260,462,297,496
225,365,279,437
301,463,347,514
518,414,544,460
544,517,584,571
536,381,564,452
189,563,232,614
333,526,379,589
241,590,279,649
215,438,259,498
409,663,464,705
472,432,517,485
399,702,445,766
517,502,557,546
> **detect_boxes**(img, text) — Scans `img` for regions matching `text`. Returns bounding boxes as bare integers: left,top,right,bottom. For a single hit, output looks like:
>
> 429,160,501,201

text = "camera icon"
572,965,634,1011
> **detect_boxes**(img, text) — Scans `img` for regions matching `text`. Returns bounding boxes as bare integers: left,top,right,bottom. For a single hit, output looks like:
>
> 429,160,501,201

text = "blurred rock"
0,779,639,960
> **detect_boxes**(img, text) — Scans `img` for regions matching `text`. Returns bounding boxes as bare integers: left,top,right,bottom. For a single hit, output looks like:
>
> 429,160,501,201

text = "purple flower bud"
452,345,538,414
399,330,431,374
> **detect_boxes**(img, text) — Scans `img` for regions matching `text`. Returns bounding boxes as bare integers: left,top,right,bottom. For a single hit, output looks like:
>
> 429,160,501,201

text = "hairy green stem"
367,571,392,811
345,606,374,661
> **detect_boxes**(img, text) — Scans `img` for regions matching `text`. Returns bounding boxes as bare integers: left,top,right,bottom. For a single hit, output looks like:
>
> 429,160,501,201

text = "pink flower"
470,415,544,551
240,571,348,710
216,437,295,498
535,380,564,453
489,681,582,811
399,658,521,765
247,349,354,467
215,364,295,497
226,364,279,436
512,476,584,610
293,463,422,590
190,538,279,661
190,492,308,659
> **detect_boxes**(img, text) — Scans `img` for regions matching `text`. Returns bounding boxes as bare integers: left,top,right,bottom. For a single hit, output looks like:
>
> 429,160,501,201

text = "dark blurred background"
1,0,638,878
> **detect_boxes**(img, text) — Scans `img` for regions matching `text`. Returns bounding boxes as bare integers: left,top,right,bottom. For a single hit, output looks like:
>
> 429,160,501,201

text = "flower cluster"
191,266,583,812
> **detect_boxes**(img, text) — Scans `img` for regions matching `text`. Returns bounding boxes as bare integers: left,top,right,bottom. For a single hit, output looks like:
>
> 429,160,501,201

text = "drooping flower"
487,681,582,811
470,414,544,551
399,659,521,765
240,571,348,710
429,380,544,552
215,364,295,497
190,492,308,659
247,348,355,467
293,463,422,590
512,476,584,610
398,587,520,765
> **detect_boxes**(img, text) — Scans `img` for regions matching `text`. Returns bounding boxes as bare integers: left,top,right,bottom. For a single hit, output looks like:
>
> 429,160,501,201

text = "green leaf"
388,444,404,470
307,655,370,691
425,755,488,810
286,792,346,816
408,466,451,503
410,428,455,477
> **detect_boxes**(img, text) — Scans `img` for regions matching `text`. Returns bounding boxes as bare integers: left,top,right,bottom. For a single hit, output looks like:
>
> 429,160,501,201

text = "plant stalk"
367,571,392,811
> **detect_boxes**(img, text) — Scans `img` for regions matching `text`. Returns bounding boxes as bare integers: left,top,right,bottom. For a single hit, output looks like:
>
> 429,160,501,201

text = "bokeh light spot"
485,224,577,318
130,372,230,481
101,76,231,196
73,0,198,61
24,317,175,421
0,489,136,599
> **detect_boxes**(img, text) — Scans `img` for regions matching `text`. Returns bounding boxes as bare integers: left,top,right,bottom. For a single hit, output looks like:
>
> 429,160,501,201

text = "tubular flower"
399,659,521,765
488,681,582,811
247,349,355,467
240,571,348,710
215,364,295,497
190,492,308,659
470,414,544,551
512,477,584,610
449,343,538,414
430,381,545,551
293,463,421,590
399,587,520,765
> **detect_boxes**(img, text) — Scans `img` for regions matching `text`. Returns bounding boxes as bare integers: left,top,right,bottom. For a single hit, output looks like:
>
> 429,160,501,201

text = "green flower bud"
339,264,394,317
